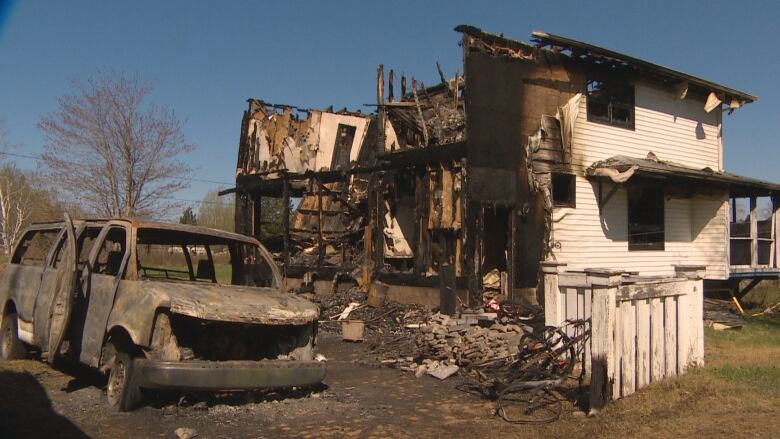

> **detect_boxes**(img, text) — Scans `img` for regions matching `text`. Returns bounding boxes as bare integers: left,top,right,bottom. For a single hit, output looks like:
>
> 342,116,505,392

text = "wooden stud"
588,279,618,412
689,278,705,367
612,299,623,399
441,163,453,227
635,298,650,389
252,192,263,240
583,286,592,374
664,296,678,377
620,300,636,398
282,176,290,275
676,291,690,374
650,297,665,382
411,78,429,147
566,287,578,337
541,262,566,327
377,64,385,154
317,179,324,268
388,69,395,103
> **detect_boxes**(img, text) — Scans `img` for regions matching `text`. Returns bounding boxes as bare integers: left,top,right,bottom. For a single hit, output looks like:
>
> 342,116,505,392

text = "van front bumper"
133,359,326,391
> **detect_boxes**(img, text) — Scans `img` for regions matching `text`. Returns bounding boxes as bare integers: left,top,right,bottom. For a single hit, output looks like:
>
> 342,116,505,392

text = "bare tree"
0,123,31,257
39,71,193,218
197,189,234,232
0,164,32,257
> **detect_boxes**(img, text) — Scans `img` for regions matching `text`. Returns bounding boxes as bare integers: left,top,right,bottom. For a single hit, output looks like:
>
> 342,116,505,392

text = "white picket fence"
541,263,705,411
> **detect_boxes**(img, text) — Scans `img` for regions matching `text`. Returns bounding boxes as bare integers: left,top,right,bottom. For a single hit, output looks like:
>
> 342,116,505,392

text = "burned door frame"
465,201,516,307
32,220,82,353
78,222,132,367
45,213,78,363
32,226,68,347
5,226,62,324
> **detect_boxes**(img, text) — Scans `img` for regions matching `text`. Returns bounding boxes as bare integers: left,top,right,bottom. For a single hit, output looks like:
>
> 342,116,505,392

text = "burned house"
231,25,780,312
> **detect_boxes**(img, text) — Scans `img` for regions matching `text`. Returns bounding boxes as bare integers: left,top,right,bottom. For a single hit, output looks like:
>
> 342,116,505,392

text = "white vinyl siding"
571,81,721,173
551,82,729,279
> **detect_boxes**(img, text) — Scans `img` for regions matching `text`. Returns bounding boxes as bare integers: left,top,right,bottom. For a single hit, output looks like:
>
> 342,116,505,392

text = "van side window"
94,228,127,276
51,234,68,268
78,227,103,270
11,229,60,266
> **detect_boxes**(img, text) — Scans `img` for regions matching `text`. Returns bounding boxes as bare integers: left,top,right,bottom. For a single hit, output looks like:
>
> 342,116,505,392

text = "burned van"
0,215,324,411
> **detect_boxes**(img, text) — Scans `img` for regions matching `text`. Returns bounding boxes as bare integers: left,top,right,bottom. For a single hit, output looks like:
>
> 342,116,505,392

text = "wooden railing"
542,262,705,412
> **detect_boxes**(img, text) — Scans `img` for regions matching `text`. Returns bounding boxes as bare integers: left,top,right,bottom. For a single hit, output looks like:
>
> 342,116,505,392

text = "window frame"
551,173,577,208
586,78,636,130
627,184,665,251
91,226,129,278
10,228,61,267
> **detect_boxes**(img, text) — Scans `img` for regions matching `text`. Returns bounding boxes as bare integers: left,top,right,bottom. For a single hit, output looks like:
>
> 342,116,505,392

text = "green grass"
712,364,780,396
703,316,780,398
215,265,232,284
706,315,780,347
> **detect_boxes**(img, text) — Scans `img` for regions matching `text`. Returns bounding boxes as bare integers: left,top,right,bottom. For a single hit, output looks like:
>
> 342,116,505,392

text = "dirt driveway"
2,324,779,438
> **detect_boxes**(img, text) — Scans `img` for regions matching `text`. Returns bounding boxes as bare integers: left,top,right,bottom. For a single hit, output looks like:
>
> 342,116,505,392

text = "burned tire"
106,342,143,412
1,313,27,360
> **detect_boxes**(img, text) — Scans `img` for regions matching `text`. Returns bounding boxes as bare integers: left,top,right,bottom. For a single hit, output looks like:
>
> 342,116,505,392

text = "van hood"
145,281,320,325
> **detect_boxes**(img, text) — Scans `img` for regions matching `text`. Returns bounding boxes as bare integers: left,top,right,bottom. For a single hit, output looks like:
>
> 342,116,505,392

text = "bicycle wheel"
497,386,562,424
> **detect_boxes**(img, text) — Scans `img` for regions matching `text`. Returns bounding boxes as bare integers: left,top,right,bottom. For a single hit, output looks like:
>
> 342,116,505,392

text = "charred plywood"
236,100,370,176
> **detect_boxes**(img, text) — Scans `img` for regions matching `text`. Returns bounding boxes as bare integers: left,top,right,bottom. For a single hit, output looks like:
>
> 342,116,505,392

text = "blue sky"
1,0,778,211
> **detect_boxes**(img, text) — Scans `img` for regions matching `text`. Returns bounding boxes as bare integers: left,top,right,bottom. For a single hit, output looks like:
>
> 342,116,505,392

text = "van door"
32,225,73,348
2,227,60,342
45,214,78,363
78,224,130,367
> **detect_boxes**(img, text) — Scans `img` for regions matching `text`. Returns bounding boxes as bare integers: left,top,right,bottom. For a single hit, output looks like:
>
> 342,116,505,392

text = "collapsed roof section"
378,65,466,152
531,30,756,108
236,99,371,177
455,25,756,113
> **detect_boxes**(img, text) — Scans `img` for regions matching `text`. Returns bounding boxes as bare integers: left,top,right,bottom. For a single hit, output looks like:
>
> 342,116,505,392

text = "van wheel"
106,342,143,411
1,313,27,360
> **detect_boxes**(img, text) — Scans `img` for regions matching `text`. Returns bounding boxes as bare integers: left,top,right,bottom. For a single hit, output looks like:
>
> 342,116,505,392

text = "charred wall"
463,33,583,291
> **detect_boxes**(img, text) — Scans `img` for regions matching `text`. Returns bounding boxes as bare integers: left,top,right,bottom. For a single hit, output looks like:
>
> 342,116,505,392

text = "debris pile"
413,313,533,367
704,298,746,330
315,287,431,340
370,302,545,376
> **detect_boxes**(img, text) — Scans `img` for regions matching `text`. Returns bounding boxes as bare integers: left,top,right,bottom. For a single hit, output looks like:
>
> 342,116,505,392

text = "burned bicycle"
458,318,591,424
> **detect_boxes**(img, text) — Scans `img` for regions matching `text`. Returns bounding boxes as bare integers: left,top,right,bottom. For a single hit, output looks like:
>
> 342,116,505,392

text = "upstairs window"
628,185,664,251
587,79,635,130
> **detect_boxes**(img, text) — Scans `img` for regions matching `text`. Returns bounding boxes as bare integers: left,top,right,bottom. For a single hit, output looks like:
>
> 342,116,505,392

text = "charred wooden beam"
317,178,325,268
252,192,262,240
282,175,290,275
377,64,386,155
388,69,395,103
411,78,429,147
